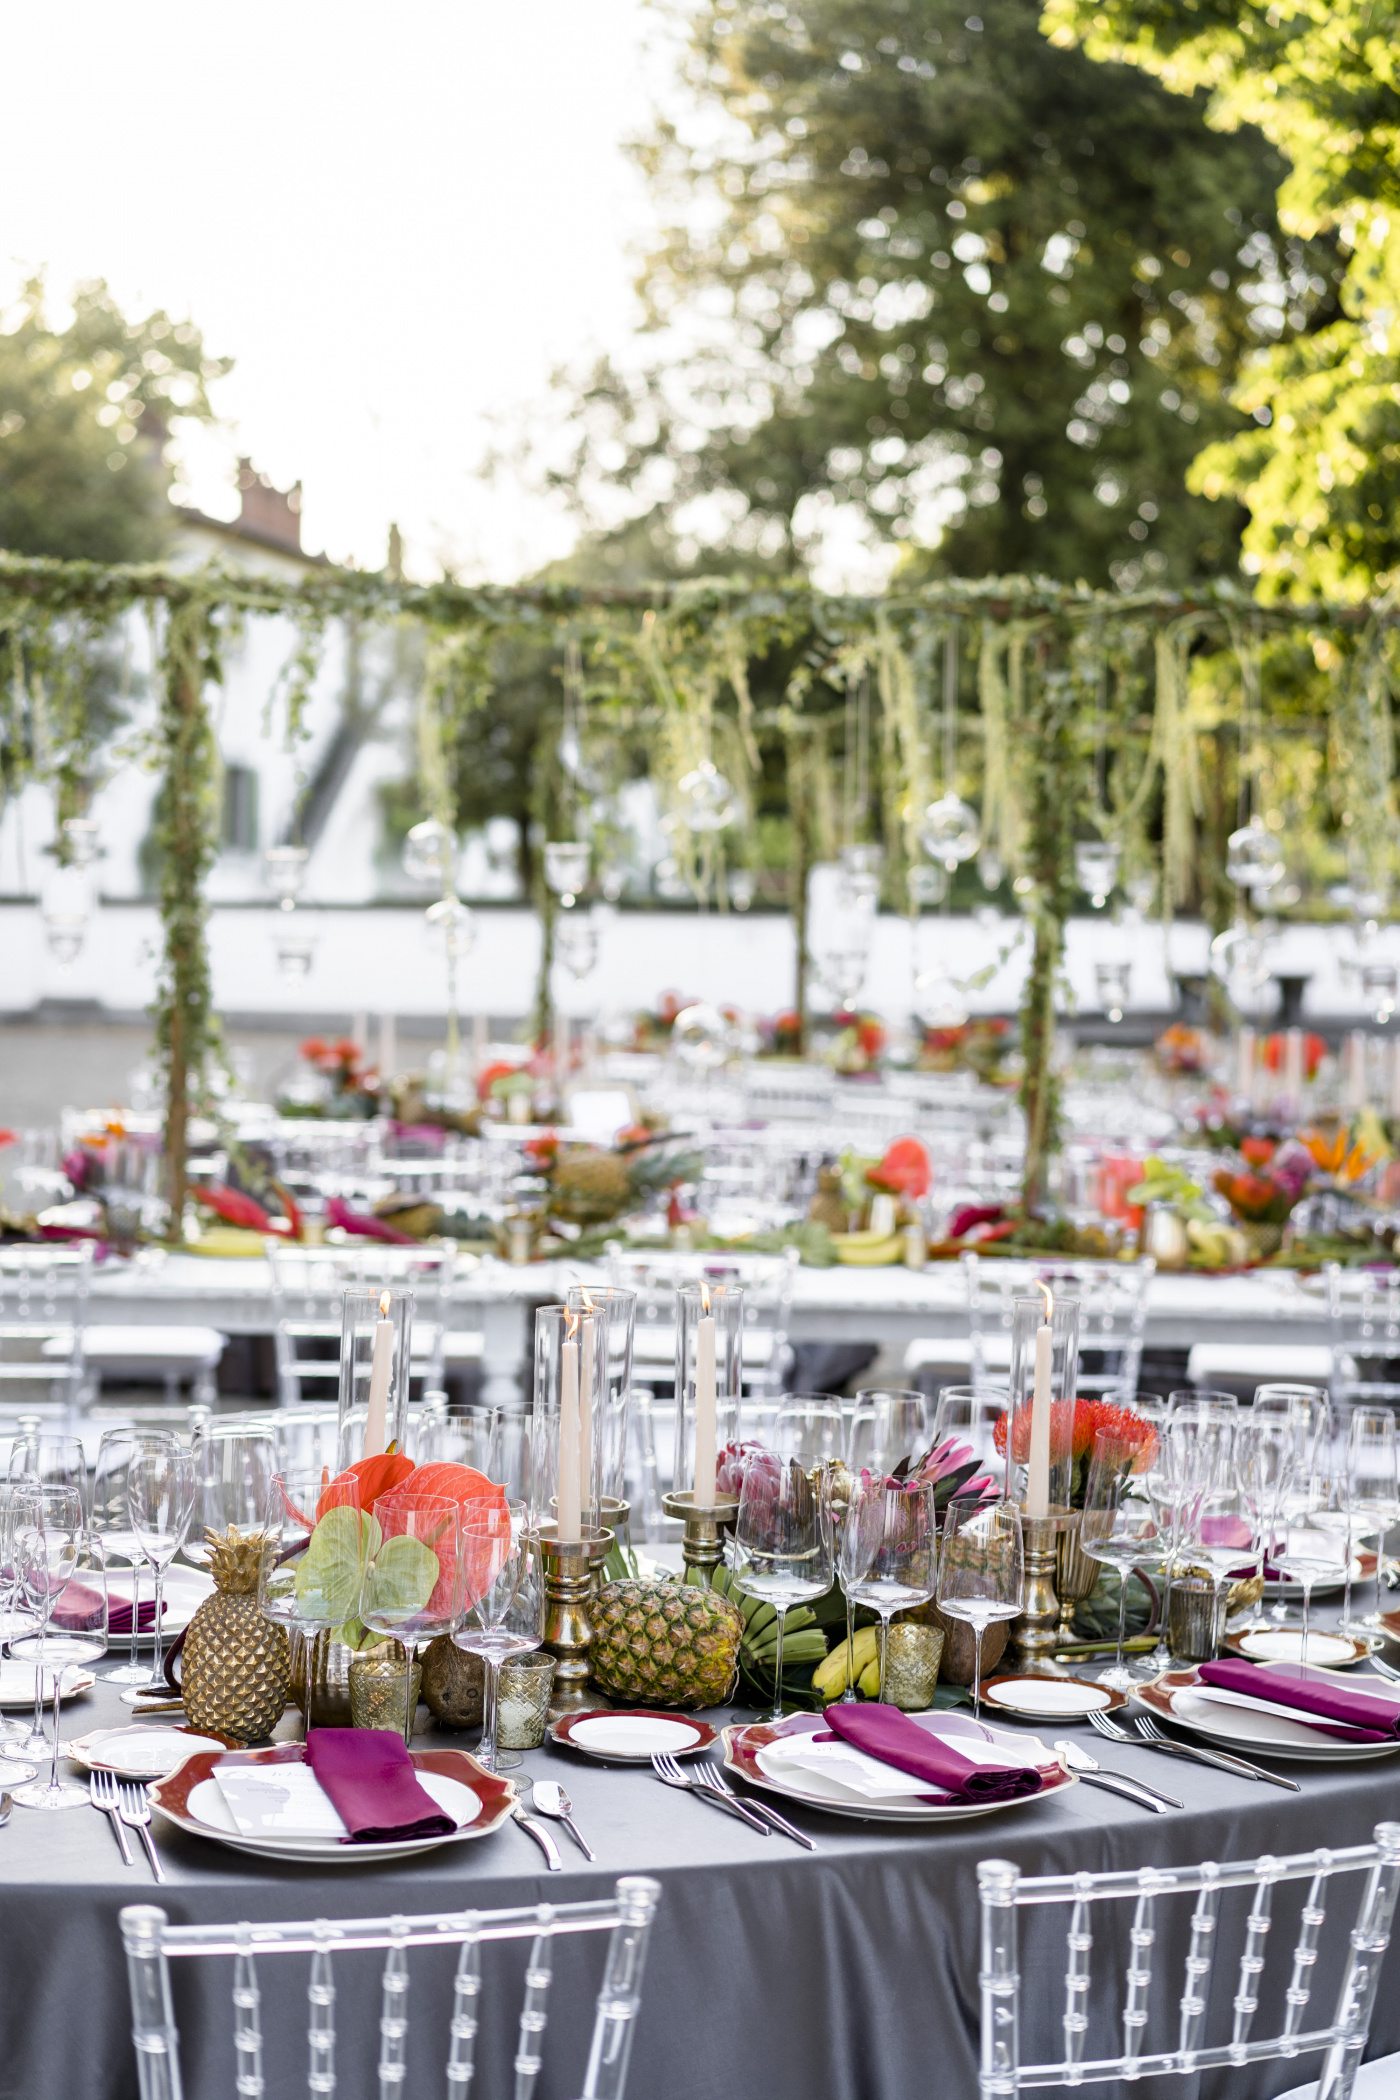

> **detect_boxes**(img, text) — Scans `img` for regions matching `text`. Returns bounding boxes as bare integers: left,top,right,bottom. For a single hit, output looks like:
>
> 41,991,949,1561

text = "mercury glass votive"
497,1653,556,1750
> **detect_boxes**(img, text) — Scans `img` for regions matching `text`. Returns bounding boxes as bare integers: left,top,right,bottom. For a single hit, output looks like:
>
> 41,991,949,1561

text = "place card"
213,1761,349,1839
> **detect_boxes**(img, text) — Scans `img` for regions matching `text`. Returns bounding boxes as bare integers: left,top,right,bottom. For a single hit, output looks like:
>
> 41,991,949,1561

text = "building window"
221,764,259,852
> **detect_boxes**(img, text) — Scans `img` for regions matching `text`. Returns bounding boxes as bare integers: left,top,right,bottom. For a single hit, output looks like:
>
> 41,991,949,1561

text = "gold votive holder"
661,1490,740,1578
884,1622,943,1711
535,1521,614,1717
497,1652,556,1750
1168,1576,1227,1664
1012,1509,1074,1678
1055,1512,1099,1640
349,1642,422,1743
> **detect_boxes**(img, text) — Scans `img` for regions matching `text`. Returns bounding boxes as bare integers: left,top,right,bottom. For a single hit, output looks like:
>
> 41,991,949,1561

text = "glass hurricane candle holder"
532,1304,609,1538
1006,1292,1080,1516
336,1287,414,1470
565,1283,636,1401
673,1283,745,1506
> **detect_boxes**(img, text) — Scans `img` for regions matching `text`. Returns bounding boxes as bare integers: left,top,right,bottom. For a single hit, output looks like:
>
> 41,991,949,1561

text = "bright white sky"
0,0,671,579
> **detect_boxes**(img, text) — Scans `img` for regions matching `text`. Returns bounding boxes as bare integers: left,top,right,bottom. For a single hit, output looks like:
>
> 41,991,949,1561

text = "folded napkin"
1196,1659,1400,1744
48,1581,161,1636
304,1727,456,1843
818,1703,1045,1803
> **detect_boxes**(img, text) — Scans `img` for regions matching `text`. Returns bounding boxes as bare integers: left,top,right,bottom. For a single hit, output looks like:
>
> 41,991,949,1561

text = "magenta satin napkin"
304,1727,456,1842
49,1581,160,1635
1196,1658,1400,1743
819,1703,1044,1802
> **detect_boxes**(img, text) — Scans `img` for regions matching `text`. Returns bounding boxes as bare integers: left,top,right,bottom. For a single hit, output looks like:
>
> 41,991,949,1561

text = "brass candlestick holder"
662,1490,739,1578
1013,1510,1073,1676
535,1521,613,1717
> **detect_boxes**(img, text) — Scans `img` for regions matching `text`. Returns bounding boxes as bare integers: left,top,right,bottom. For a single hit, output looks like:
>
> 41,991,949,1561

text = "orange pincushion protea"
995,1398,1156,1506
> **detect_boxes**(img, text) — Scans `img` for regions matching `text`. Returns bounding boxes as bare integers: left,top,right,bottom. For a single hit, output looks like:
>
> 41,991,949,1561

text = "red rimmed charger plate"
722,1712,1076,1823
149,1742,516,1863
1135,1664,1400,1763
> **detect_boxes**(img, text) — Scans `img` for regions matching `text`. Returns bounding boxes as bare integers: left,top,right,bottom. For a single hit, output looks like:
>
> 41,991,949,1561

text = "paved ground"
0,1019,307,1131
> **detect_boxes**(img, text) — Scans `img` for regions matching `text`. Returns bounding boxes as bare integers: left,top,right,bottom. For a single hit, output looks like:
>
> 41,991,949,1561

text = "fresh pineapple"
591,1580,742,1709
181,1526,290,1743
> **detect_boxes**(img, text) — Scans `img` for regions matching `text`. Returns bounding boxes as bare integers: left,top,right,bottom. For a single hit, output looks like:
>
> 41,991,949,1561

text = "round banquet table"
2,1632,1399,2100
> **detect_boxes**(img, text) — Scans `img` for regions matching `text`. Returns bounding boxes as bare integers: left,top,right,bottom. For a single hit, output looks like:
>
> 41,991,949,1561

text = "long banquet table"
5,1646,1399,2100
89,1254,1331,1409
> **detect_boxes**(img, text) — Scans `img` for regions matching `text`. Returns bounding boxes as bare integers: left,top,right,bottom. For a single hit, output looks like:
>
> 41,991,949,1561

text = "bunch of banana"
708,1564,829,1685
812,1626,881,1700
830,1228,904,1266
1185,1218,1249,1270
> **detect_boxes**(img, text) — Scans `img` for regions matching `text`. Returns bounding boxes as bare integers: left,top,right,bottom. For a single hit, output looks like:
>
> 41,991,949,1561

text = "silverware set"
650,1752,814,1847
1087,1703,1302,1792
86,1766,163,1878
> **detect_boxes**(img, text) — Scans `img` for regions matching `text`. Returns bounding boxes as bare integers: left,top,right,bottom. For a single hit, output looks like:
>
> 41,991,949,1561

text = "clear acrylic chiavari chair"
120,1876,661,2100
978,1822,1400,2098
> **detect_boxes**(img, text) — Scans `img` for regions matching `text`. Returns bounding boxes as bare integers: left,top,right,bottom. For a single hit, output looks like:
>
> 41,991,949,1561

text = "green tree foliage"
0,278,228,562
557,0,1336,589
1043,0,1400,601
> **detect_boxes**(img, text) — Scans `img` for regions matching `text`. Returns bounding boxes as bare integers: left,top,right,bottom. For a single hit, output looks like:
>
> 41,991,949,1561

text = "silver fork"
90,1768,132,1866
1134,1711,1301,1792
118,1782,164,1882
650,1753,769,1835
1087,1705,1264,1784
693,1762,815,1849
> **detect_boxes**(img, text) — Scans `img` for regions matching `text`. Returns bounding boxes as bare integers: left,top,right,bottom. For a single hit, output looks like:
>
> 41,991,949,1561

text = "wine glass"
936,1500,1024,1720
8,1433,88,1509
124,1443,196,1701
11,1514,104,1810
930,1386,1009,1488
731,1449,833,1721
359,1493,462,1749
92,1429,174,1685
1237,1417,1296,1637
774,1396,845,1468
846,1391,929,1476
258,1470,363,1741
828,1474,865,1705
186,1426,279,1570
1344,1409,1400,1634
1253,1382,1328,1427
6,1484,86,1794
1078,1432,1164,1689
1167,1390,1237,1420
842,1477,938,1702
454,1500,543,1771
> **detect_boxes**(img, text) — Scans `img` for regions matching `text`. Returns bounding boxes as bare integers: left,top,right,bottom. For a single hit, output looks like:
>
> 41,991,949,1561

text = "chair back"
120,1876,661,2100
962,1252,1155,1404
265,1243,454,1406
978,1822,1400,2097
1325,1261,1400,1409
0,1241,93,1412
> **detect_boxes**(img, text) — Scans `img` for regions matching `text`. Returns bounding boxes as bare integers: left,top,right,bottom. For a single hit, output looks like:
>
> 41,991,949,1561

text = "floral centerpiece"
1213,1136,1313,1258
917,1017,1011,1081
995,1398,1158,1510
280,1036,380,1121
825,1011,886,1075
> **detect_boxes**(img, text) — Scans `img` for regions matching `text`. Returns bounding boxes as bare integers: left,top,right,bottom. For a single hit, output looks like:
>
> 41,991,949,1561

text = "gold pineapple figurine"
181,1525,290,1743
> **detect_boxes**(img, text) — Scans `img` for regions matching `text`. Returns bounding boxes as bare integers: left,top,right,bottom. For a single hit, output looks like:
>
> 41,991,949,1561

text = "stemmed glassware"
1237,1417,1296,1637
185,1426,278,1570
731,1449,833,1721
359,1493,462,1750
830,1476,866,1705
7,1484,95,1803
124,1442,196,1702
930,1387,1009,1489
454,1500,543,1772
774,1396,845,1469
1078,1431,1164,1690
1343,1409,1400,1634
258,1471,363,1741
7,1433,88,1506
846,1391,929,1475
842,1477,938,1702
91,1429,168,1686
935,1501,1024,1720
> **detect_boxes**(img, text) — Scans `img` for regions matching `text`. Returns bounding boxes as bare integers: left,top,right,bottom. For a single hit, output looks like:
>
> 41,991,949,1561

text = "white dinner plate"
982,1676,1126,1720
1137,1668,1400,1763
149,1744,517,1863
1227,1628,1370,1670
550,1710,718,1762
0,1661,94,1710
63,1725,232,1779
723,1711,1077,1823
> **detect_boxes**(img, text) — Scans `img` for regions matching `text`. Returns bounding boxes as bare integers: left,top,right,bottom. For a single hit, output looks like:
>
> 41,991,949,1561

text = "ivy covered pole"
1018,657,1077,1216
155,601,219,1238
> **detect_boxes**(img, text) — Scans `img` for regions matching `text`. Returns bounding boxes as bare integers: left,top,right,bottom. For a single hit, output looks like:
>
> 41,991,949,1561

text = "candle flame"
1037,1278,1053,1321
378,1290,391,1318
565,1306,580,1340
580,1288,596,1315
700,1279,711,1314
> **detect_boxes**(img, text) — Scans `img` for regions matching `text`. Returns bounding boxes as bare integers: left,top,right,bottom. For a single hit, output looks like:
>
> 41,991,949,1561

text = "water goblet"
842,1477,938,1702
359,1493,462,1749
774,1396,845,1469
935,1501,1024,1721
258,1470,363,1740
453,1501,542,1772
731,1449,833,1721
124,1443,196,1701
11,1518,104,1810
846,1391,929,1476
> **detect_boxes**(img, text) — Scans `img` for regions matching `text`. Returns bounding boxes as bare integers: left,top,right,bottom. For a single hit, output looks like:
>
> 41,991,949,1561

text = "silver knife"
1132,1729,1302,1792
1075,1770,1174,1814
741,1797,817,1850
511,1803,562,1871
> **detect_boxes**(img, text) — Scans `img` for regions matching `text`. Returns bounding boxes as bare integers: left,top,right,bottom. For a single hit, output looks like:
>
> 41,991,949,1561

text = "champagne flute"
7,1484,85,1788
258,1470,363,1742
731,1449,833,1722
935,1501,1023,1721
1344,1409,1400,1633
359,1493,462,1749
92,1429,174,1685
1237,1417,1296,1638
125,1444,196,1700
1078,1431,1163,1689
454,1501,542,1771
842,1477,938,1701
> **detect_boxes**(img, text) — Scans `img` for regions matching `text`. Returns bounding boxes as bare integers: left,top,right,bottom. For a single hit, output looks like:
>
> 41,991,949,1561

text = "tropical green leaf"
361,1531,440,1628
294,1505,370,1622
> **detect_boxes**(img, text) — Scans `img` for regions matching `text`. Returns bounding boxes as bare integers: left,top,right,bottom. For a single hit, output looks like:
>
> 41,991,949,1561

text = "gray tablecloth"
3,1659,1399,2100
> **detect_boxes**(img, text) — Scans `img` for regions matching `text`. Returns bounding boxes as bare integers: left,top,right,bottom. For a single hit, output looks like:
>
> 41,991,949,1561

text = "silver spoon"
529,1780,596,1861
1054,1738,1180,1813
0,1792,11,1827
